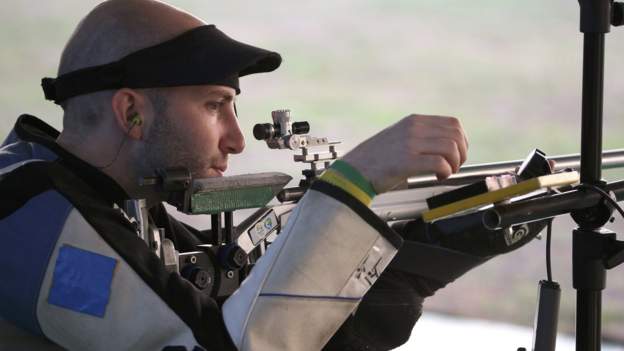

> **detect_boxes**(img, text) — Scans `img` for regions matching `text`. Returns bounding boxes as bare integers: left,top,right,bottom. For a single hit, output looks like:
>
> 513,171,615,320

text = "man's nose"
220,112,246,155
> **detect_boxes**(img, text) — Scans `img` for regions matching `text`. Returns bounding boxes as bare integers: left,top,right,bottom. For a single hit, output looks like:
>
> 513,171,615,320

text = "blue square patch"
48,245,117,318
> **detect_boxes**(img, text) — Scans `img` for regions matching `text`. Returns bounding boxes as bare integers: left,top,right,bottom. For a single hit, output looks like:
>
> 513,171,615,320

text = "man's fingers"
414,154,454,180
437,125,468,165
407,125,467,166
343,114,470,193
406,115,468,165
411,137,462,173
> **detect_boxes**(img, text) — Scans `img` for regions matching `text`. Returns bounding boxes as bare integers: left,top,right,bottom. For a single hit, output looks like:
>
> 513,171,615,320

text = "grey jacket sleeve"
222,182,403,351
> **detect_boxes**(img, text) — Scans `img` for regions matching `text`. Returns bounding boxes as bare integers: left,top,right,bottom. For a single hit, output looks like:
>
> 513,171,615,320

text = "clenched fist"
341,114,468,193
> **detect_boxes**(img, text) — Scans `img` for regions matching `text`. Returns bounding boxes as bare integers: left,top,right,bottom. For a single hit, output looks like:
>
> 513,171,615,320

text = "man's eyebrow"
205,89,235,101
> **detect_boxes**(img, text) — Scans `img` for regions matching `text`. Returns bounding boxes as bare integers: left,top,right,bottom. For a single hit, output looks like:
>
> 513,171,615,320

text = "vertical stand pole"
572,228,611,351
579,33,605,185
574,1,612,350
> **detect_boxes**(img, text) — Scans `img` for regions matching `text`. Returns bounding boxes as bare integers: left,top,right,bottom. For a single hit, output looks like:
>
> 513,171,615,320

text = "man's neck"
57,131,167,208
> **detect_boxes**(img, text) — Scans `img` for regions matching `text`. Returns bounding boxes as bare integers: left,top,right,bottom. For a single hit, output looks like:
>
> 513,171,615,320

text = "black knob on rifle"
292,121,310,135
218,244,248,270
181,266,213,290
253,123,276,140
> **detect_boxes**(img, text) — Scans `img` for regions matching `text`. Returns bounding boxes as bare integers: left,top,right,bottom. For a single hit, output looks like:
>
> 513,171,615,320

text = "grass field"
2,0,624,344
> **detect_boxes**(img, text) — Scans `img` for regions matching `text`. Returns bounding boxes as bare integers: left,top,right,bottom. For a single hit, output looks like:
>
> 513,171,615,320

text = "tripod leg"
572,228,612,351
576,290,602,351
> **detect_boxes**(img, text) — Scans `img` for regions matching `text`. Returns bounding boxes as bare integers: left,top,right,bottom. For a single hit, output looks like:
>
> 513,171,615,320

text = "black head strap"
42,25,282,104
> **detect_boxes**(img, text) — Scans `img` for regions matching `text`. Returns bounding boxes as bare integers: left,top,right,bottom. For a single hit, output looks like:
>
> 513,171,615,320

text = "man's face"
139,85,245,179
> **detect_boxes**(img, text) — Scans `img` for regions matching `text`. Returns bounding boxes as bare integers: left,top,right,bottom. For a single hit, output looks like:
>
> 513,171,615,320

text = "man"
0,1,547,350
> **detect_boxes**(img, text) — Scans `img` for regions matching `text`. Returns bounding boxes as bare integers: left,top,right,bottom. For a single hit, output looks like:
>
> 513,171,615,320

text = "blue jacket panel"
0,117,70,334
0,190,73,335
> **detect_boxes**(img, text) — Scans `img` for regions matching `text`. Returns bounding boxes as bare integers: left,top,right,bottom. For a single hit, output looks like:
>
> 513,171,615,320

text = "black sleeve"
329,212,552,350
324,214,495,351
323,268,431,351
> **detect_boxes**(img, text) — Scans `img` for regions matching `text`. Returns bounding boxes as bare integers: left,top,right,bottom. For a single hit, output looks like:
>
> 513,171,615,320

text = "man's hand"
341,114,469,194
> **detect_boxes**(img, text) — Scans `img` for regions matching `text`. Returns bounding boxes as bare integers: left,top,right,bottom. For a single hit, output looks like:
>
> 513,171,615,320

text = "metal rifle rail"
407,149,624,189
483,179,624,230
277,149,624,220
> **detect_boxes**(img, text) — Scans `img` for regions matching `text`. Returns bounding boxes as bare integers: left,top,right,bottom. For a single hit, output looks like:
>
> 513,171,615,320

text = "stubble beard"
136,105,207,181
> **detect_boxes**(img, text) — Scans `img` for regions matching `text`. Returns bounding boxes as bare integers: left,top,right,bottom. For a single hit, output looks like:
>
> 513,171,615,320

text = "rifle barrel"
482,179,624,230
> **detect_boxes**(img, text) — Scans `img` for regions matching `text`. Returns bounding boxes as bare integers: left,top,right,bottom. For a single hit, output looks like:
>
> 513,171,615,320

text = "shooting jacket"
0,115,476,351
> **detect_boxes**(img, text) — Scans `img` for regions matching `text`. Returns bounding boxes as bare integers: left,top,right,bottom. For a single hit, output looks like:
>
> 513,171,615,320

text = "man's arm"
222,181,403,351
221,114,469,350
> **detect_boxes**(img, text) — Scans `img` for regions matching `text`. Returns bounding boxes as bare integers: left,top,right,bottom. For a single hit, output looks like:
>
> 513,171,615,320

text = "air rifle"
126,109,624,300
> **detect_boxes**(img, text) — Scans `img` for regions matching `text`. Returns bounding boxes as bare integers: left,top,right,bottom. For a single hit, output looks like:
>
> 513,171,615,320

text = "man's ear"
111,88,146,140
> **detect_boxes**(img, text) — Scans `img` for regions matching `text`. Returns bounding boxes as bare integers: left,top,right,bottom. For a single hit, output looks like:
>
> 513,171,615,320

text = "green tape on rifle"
187,172,292,214
190,186,279,214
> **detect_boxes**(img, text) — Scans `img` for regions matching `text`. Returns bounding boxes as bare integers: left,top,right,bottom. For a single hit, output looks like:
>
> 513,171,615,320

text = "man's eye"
206,101,223,110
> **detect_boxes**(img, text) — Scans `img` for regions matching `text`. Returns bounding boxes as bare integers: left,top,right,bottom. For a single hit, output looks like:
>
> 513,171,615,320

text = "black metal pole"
576,32,607,351
224,211,234,243
211,213,223,245
577,291,602,350
574,1,612,349
579,33,605,185
574,30,606,351
573,225,612,351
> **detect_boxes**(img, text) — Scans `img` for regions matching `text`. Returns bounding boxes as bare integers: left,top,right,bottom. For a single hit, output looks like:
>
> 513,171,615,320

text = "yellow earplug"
129,113,142,127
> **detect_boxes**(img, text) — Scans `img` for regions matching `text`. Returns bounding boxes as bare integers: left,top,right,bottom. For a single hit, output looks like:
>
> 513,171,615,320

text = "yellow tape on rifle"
422,171,580,222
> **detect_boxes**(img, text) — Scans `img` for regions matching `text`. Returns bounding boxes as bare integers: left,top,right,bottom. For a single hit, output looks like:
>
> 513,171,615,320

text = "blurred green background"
1,0,624,345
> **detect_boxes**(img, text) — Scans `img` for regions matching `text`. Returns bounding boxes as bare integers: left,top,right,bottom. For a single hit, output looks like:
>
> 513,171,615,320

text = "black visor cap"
42,25,282,104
